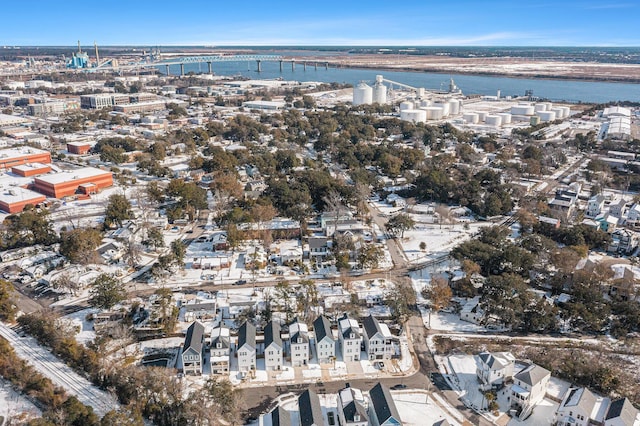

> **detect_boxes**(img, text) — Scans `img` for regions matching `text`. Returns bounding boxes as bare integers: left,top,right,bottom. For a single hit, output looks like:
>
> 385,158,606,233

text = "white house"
264,320,283,371
362,314,394,361
554,387,609,426
511,364,551,420
338,313,362,362
289,319,310,367
627,203,640,224
337,385,369,426
210,326,230,375
586,195,606,218
460,296,485,324
604,398,640,426
476,351,515,389
181,321,205,376
237,321,256,373
610,198,628,219
313,315,336,364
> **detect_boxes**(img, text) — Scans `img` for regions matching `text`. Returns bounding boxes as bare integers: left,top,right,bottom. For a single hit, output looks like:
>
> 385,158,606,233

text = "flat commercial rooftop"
34,167,110,185
0,146,48,159
0,186,45,204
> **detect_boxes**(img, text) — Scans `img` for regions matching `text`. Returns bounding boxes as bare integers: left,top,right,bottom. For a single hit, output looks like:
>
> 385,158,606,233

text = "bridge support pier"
303,61,306,71
207,61,212,74
256,60,261,72
279,60,283,72
165,64,170,76
291,60,295,71
314,62,317,71
325,62,329,70
180,63,184,76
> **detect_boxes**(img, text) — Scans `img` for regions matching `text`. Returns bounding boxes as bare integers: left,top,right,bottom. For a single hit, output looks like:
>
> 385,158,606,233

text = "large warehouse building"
0,147,51,170
33,167,113,198
0,186,47,213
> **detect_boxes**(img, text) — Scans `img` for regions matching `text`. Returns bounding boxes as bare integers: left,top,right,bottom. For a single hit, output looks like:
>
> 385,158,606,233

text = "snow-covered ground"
0,378,41,424
61,308,99,346
0,323,118,417
393,391,462,426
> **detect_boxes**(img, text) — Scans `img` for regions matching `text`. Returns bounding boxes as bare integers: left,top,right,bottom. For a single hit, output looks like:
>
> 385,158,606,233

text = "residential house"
362,315,394,361
610,198,628,219
476,351,515,389
182,321,205,376
549,188,579,220
260,406,292,426
608,229,640,255
337,385,369,426
308,236,331,261
210,326,230,375
604,398,640,426
264,320,283,371
338,313,362,362
597,213,619,233
554,387,609,426
586,194,606,218
237,321,256,373
289,319,310,367
313,315,336,364
627,203,640,226
510,364,551,420
460,296,485,324
298,389,324,426
368,383,403,426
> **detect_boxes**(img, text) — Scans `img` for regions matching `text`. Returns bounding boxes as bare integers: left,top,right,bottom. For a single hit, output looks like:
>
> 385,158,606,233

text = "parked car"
233,279,247,285
391,384,407,390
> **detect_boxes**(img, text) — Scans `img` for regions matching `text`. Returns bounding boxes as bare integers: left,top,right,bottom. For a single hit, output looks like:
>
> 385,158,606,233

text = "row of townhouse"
181,313,396,376
262,383,404,426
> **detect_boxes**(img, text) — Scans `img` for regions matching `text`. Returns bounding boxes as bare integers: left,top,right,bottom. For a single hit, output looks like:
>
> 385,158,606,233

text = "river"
162,60,640,103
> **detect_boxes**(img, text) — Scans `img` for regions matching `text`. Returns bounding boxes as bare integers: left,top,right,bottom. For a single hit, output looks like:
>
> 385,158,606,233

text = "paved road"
0,323,118,417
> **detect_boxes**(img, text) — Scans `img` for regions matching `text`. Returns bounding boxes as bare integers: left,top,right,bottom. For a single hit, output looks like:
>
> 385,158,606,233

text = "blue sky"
2,1,639,46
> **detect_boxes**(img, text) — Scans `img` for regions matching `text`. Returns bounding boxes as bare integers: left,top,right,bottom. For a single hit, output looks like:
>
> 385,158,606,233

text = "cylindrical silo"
478,112,488,122
511,105,535,115
449,99,460,115
560,106,571,118
485,115,502,126
497,113,512,124
433,102,451,117
537,111,556,122
353,82,373,105
419,99,432,108
372,82,387,104
535,104,548,112
422,106,444,120
463,112,479,123
400,101,414,111
400,109,427,123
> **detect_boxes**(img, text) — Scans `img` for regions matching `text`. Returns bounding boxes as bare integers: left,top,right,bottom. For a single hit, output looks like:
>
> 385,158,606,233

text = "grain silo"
372,76,387,104
353,82,373,105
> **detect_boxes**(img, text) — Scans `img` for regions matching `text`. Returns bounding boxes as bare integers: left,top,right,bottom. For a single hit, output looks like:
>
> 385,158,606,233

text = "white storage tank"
400,101,414,111
535,104,548,112
433,102,451,117
422,106,444,120
497,113,512,124
419,99,432,107
463,112,479,124
485,115,502,126
511,105,535,116
478,112,488,122
537,111,557,122
400,109,427,123
449,99,461,115
560,106,571,118
353,82,373,105
372,82,387,104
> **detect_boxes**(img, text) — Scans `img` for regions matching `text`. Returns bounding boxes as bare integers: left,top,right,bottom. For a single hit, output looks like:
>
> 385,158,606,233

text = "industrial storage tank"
433,102,451,117
400,109,427,123
463,112,479,124
478,112,488,122
422,106,444,120
400,101,414,111
560,106,571,118
485,115,502,126
535,102,553,112
497,113,512,124
353,82,373,105
537,111,556,122
372,81,387,104
511,105,535,116
419,99,432,107
449,99,461,115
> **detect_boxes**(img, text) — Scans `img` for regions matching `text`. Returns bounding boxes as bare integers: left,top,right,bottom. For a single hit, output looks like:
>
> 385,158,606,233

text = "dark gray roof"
606,398,639,424
363,314,383,340
271,406,292,426
514,364,550,387
298,389,323,426
183,302,217,312
369,383,401,425
313,315,333,342
309,236,328,249
264,320,282,348
184,321,204,354
210,327,230,349
339,313,360,340
340,388,368,423
238,321,256,350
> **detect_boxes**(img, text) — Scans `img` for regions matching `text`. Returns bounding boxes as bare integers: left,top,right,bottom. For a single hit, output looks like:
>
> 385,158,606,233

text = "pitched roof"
514,364,550,387
210,326,230,349
363,314,383,339
271,406,292,426
563,387,597,416
298,389,323,426
478,351,513,370
606,398,639,425
313,315,333,342
339,387,368,423
183,321,204,354
238,321,256,350
369,383,401,425
339,313,360,340
290,320,309,344
264,320,282,348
